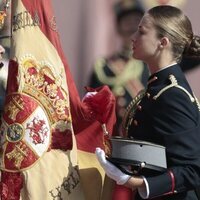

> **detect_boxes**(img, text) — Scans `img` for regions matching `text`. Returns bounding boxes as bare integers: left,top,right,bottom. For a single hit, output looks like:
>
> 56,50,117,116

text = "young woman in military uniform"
95,5,200,200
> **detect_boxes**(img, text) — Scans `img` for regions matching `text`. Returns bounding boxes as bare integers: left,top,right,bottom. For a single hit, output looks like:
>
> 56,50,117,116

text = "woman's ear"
159,37,170,49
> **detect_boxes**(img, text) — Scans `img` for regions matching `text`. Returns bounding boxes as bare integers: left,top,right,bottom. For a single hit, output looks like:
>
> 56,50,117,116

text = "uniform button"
137,105,142,111
148,76,158,85
174,190,177,193
146,93,150,98
133,120,138,126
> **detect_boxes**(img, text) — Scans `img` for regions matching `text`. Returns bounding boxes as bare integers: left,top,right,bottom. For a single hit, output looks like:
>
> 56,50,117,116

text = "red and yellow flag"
0,0,117,200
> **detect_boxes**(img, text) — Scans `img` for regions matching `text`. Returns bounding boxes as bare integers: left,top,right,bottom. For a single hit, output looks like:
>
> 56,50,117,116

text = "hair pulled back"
148,5,200,62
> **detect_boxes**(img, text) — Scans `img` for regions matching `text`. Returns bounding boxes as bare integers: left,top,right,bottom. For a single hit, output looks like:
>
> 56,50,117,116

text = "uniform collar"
155,63,177,73
147,64,182,86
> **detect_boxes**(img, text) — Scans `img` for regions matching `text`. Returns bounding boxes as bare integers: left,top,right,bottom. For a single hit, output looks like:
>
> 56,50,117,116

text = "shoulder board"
153,75,195,103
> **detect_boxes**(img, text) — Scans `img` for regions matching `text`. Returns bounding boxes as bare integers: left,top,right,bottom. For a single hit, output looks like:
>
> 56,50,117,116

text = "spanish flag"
0,0,117,200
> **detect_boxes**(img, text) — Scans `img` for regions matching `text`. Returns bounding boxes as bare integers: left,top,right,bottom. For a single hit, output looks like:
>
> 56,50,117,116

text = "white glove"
95,147,131,185
82,91,97,102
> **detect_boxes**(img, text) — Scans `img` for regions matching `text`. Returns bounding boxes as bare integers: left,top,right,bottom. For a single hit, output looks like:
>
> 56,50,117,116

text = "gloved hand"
95,147,131,185
82,91,97,102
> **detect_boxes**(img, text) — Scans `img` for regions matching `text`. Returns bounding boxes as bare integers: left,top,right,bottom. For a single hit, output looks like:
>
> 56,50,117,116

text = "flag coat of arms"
0,0,117,200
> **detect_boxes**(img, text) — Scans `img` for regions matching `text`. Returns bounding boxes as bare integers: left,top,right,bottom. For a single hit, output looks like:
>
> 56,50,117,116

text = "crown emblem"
18,55,71,125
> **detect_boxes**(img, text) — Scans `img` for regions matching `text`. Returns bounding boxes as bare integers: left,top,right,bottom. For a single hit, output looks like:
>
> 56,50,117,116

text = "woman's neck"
148,59,177,74
147,47,177,74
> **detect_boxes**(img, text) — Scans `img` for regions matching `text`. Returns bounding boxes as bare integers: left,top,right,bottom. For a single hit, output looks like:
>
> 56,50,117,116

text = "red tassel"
83,85,115,124
83,86,116,154
0,171,23,200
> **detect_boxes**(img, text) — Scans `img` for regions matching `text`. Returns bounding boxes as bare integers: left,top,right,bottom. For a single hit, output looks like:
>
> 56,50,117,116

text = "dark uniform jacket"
127,64,200,199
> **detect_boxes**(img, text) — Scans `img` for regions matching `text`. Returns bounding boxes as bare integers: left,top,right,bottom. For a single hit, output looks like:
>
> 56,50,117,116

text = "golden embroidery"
122,90,146,136
5,95,24,121
13,10,40,32
49,16,57,31
19,55,71,125
6,142,27,169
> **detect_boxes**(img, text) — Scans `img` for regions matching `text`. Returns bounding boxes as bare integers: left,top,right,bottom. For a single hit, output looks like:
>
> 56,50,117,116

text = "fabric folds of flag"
0,0,117,200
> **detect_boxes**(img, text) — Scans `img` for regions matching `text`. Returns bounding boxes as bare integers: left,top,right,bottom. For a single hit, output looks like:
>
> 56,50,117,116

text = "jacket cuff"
146,170,176,198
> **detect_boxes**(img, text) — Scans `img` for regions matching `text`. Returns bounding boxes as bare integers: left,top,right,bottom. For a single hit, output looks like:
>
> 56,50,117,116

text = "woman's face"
131,14,161,64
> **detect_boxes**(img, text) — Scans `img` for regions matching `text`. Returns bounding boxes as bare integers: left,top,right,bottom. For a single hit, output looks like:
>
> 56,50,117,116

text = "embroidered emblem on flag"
0,93,51,172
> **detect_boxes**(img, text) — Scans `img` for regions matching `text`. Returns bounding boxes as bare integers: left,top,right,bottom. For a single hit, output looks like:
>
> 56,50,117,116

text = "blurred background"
0,0,199,98
52,0,200,98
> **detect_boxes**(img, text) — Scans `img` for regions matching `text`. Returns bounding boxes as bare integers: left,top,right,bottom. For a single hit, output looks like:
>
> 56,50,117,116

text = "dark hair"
148,5,200,62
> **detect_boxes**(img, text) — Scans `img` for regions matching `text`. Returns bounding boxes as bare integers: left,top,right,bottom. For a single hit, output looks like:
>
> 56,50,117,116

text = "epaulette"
153,75,195,102
152,75,200,111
